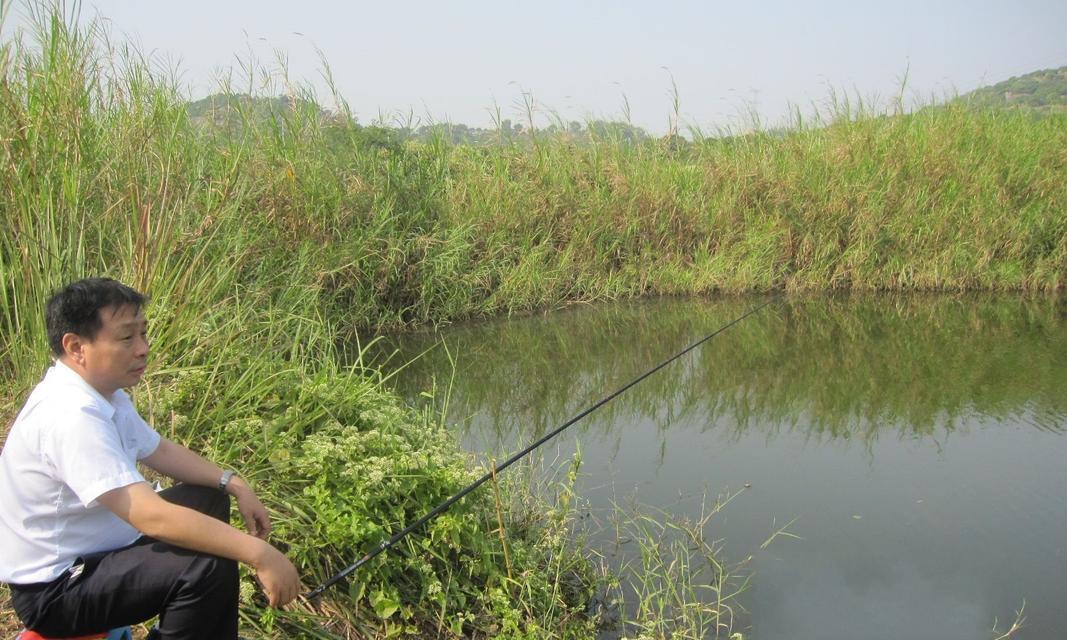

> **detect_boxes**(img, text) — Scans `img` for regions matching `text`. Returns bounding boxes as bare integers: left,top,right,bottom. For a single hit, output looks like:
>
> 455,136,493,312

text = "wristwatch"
219,469,236,492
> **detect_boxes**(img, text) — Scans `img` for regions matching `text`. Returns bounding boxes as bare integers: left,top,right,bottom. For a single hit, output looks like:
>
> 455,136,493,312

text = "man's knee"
156,551,240,637
183,553,238,597
159,484,230,523
202,488,230,523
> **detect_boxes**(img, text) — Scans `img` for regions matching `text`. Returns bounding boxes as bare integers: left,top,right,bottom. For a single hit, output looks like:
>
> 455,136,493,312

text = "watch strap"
218,469,236,492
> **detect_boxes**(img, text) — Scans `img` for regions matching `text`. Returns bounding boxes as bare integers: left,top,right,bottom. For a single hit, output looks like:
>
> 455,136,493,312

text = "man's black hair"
46,278,148,356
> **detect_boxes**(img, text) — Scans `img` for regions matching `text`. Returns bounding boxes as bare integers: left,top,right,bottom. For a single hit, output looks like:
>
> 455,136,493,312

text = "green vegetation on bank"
166,74,1067,336
0,2,1063,638
0,8,601,640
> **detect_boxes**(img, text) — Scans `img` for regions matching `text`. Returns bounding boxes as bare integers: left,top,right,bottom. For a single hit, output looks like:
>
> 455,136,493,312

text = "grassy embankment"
1,4,1063,639
0,10,602,640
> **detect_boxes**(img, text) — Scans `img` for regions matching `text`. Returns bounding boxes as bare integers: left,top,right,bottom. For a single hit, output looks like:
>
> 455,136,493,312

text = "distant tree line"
185,93,654,147
407,119,651,145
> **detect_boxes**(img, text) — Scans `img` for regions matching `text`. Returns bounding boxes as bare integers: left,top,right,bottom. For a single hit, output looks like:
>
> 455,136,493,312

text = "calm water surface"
374,295,1067,640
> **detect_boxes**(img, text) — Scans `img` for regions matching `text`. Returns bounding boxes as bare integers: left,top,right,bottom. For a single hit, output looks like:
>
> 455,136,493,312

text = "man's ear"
62,332,86,364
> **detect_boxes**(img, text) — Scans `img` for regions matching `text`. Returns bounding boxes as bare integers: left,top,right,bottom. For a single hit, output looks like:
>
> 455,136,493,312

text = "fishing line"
306,296,778,600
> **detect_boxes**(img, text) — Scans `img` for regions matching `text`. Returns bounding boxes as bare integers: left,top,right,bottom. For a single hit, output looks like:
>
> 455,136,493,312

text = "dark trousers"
10,484,239,640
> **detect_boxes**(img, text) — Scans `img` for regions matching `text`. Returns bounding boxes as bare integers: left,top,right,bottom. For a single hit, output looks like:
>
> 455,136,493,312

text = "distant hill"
184,93,415,150
185,93,331,128
959,66,1067,113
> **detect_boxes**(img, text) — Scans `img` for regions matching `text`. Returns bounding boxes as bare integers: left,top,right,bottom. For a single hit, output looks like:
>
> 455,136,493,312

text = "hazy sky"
7,1,1067,133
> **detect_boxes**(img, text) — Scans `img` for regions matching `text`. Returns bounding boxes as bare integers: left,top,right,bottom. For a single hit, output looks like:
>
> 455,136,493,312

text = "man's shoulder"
16,375,114,436
3,381,95,469
110,388,137,412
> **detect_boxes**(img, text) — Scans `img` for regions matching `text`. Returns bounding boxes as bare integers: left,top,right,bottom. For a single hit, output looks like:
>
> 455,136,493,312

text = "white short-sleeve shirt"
0,360,161,584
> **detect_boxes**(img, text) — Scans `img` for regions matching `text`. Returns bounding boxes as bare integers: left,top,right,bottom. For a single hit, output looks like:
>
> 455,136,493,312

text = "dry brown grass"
1,587,21,637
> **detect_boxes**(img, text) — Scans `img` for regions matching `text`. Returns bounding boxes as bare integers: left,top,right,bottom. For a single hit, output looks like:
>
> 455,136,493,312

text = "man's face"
77,304,149,397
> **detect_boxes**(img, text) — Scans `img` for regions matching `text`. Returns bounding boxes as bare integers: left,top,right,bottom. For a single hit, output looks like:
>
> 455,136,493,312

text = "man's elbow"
98,482,176,539
127,503,176,539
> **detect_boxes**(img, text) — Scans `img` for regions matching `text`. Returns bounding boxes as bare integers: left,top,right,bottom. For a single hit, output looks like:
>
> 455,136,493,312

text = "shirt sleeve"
42,405,147,508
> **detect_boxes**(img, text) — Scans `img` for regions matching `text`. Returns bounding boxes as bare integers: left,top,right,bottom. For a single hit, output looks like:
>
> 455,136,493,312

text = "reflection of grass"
385,294,1067,449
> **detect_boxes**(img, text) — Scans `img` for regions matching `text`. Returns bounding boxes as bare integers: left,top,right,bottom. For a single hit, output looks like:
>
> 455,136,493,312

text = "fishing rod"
305,296,778,600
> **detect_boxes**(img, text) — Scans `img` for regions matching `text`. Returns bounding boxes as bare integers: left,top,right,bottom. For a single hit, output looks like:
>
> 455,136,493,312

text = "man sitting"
0,278,299,639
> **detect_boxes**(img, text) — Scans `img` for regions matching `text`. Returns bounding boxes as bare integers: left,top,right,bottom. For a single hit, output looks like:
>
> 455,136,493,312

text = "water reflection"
369,294,1067,639
375,294,1067,451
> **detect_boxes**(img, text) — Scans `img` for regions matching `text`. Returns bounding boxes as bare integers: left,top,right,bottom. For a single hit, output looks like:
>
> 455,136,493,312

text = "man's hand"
251,541,301,607
140,439,296,605
227,476,272,540
100,482,301,607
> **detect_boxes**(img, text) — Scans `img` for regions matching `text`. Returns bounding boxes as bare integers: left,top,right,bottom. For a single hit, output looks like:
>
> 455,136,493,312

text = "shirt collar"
48,359,118,419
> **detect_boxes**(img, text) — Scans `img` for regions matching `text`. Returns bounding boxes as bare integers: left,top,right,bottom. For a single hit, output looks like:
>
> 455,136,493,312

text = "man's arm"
141,437,270,539
96,481,299,607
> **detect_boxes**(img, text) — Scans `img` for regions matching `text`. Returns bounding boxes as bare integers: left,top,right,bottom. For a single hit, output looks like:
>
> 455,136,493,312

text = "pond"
371,294,1067,640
